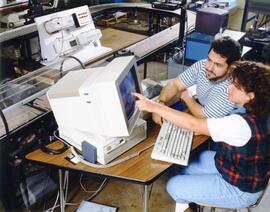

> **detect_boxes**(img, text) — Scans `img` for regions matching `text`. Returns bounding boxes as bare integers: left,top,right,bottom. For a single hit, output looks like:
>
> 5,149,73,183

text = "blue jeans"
166,151,262,209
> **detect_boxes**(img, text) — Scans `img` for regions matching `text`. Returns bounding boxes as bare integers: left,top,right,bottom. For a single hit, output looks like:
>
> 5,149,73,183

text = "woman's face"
228,79,254,108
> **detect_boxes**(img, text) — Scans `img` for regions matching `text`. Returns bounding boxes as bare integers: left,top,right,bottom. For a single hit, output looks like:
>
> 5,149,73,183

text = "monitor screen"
119,66,140,120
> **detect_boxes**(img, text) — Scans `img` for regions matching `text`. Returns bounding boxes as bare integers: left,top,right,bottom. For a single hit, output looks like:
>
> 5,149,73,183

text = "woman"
133,61,270,212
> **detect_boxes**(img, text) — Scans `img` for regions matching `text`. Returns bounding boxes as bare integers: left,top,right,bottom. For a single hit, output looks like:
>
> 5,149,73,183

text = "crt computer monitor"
195,7,228,35
47,56,142,150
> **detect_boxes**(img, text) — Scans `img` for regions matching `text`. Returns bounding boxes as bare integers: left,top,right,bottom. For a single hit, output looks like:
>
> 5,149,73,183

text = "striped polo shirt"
179,59,235,118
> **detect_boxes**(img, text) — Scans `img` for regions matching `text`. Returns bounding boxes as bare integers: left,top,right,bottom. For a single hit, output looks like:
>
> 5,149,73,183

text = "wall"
227,0,246,31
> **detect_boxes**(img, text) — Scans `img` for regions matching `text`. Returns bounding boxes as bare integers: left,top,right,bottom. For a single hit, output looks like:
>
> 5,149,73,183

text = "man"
153,36,241,124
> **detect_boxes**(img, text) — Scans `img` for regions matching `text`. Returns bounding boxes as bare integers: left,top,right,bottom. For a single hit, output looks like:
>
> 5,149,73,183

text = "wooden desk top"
26,123,209,184
85,28,147,65
100,28,146,51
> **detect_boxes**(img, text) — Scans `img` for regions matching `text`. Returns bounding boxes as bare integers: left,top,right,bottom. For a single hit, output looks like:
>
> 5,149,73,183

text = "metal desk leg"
143,185,149,212
59,169,65,212
143,184,153,212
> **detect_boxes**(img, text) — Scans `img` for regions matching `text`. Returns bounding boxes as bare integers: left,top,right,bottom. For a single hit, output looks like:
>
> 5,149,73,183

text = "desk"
26,122,209,212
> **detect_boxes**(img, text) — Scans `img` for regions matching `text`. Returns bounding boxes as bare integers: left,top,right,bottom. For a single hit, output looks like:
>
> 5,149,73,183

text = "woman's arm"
133,93,210,136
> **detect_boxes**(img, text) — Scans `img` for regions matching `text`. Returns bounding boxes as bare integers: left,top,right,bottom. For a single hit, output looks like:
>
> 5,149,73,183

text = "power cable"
59,55,85,78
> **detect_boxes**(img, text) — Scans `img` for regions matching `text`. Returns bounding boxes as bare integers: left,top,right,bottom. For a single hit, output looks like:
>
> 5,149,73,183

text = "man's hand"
180,90,193,102
180,90,206,118
150,78,186,125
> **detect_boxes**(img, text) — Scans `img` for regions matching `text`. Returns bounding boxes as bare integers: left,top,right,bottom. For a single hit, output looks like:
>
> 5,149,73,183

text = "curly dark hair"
209,36,241,65
231,61,270,117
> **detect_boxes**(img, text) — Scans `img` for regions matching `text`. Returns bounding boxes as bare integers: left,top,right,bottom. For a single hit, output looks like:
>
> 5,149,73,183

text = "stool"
197,182,269,212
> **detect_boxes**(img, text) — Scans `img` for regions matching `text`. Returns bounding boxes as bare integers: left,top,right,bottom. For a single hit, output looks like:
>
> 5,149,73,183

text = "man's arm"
153,60,203,124
158,78,186,104
181,90,206,118
152,78,187,125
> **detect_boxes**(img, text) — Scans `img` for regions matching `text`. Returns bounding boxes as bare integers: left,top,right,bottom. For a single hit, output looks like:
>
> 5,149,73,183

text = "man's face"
205,49,229,82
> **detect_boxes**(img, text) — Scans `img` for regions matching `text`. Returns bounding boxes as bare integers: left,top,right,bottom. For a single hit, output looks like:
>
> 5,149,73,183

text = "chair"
197,182,270,212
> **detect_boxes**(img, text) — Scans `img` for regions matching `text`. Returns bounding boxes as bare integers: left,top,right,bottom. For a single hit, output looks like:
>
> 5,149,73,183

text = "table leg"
59,169,65,212
143,184,153,212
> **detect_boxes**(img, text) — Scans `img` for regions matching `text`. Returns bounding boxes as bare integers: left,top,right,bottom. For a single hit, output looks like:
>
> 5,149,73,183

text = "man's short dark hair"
209,36,241,65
